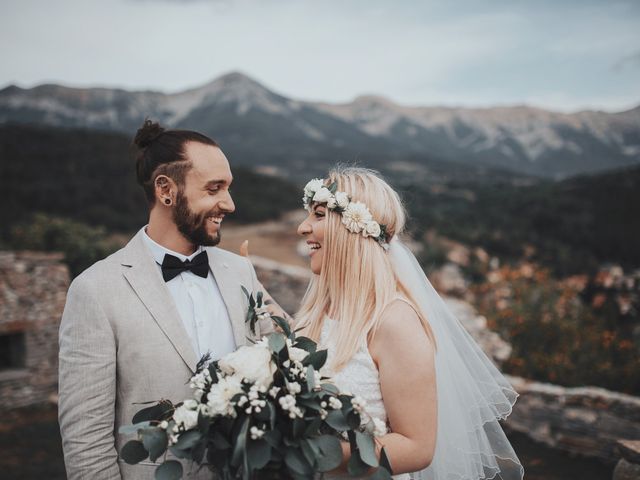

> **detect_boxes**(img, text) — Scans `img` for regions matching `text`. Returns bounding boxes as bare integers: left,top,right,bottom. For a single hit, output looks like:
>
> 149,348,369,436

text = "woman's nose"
297,220,311,236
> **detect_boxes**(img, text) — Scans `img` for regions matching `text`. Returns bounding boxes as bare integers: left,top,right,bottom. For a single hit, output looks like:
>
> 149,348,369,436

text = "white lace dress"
318,317,411,480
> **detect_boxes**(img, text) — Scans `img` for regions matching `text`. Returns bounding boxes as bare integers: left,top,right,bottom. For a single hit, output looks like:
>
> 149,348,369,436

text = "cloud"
613,51,640,71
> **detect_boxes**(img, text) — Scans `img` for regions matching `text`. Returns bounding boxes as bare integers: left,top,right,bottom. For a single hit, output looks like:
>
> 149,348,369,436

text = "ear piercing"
164,198,172,206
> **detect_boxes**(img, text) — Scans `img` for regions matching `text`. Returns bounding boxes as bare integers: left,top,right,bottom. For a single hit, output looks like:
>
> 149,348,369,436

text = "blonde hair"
295,166,435,371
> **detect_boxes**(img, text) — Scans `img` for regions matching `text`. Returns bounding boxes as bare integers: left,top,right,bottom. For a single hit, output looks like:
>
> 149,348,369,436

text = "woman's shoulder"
369,298,431,360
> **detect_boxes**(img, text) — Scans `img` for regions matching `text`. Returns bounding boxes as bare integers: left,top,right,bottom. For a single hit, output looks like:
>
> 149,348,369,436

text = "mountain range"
1,72,638,179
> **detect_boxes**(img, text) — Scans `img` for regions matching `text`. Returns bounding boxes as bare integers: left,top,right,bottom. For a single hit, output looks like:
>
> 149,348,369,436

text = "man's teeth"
207,216,223,224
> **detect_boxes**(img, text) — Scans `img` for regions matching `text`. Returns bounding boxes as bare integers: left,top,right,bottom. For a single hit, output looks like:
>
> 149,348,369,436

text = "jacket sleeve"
58,276,121,480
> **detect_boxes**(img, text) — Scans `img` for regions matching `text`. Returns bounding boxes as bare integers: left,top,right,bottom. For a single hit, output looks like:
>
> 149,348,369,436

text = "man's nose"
220,189,235,213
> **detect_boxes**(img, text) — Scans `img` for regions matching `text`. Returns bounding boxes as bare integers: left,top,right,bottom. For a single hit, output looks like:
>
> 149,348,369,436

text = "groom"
58,120,276,479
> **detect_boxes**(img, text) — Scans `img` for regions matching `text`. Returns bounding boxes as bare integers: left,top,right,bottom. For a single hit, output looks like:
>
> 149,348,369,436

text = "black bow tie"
161,251,209,282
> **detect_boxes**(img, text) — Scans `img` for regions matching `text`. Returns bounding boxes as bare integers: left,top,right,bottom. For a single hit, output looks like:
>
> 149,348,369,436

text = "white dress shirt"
141,227,237,360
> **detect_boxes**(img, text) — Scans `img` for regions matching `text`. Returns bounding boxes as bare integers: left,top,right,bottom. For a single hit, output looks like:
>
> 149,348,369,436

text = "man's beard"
173,190,222,247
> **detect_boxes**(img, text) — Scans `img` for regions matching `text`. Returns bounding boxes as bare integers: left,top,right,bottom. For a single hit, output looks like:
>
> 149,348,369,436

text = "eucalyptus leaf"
321,383,339,395
306,365,316,391
355,431,378,467
141,427,168,462
313,435,343,472
231,417,250,468
154,460,183,480
121,440,149,465
118,421,151,436
272,316,292,337
268,333,286,353
211,430,231,450
370,466,393,480
284,448,313,475
347,450,369,477
293,336,317,354
380,447,393,474
247,439,271,470
132,402,173,424
300,439,317,469
241,285,250,300
173,430,201,451
302,349,328,370
325,410,349,431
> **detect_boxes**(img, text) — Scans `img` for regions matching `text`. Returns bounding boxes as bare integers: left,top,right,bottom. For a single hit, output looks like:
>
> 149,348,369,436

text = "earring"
164,198,172,205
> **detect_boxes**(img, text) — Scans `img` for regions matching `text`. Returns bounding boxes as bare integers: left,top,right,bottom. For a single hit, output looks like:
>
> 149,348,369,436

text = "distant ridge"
1,72,638,178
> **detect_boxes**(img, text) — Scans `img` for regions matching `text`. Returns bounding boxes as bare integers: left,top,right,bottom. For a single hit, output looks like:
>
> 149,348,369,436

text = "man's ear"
154,174,178,207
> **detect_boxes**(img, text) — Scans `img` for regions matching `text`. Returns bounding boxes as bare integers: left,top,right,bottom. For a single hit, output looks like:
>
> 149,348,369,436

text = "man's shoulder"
69,244,130,290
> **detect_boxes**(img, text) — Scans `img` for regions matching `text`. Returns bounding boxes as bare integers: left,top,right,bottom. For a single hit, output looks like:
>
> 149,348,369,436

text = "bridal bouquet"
119,289,392,480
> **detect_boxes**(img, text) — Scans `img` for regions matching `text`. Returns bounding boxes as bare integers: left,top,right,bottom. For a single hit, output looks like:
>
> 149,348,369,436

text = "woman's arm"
367,299,438,473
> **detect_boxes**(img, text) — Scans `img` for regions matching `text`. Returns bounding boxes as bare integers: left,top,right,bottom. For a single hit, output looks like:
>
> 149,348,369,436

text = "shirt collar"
141,226,204,266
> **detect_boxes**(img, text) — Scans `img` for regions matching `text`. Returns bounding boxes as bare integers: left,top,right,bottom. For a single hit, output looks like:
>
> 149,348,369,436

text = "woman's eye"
314,211,325,218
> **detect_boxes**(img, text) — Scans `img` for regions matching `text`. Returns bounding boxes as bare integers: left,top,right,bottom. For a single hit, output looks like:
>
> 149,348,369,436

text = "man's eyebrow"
204,179,231,187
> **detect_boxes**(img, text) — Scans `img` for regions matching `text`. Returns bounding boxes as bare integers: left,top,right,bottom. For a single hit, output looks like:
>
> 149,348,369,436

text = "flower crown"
302,178,390,249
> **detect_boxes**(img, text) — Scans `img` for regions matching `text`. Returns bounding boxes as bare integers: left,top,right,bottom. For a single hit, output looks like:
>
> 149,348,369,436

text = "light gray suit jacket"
58,230,273,480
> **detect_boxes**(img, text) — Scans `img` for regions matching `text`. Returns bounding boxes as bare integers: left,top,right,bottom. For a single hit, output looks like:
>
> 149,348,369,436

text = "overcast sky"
1,0,639,112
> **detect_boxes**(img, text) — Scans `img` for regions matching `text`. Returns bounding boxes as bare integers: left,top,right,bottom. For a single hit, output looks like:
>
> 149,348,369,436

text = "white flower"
288,346,309,363
206,375,243,417
269,386,281,398
328,397,342,409
327,196,337,209
287,382,302,394
351,396,367,413
173,404,199,430
335,191,350,209
218,345,275,388
363,221,381,238
250,426,265,440
372,418,387,437
341,202,372,234
304,178,324,198
159,420,169,430
313,187,333,204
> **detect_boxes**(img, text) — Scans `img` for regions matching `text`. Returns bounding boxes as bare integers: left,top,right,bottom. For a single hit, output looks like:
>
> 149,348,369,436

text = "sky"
1,0,639,113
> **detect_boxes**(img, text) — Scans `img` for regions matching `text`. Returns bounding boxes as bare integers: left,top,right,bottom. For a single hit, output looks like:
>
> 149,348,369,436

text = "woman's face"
297,203,326,275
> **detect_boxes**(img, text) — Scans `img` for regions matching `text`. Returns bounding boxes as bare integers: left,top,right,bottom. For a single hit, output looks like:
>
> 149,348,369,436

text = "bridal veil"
388,238,524,480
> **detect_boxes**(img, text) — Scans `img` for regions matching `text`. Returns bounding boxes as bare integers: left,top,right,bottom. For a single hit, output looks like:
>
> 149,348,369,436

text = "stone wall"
0,251,69,409
505,376,640,464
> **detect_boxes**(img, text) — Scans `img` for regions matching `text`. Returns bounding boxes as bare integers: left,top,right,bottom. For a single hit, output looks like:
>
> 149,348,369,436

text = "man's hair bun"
134,119,165,149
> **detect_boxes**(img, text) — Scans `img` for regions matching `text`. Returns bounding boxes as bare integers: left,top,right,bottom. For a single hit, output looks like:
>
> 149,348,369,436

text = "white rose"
335,191,350,209
312,187,332,204
288,346,309,363
363,221,381,238
326,196,337,209
304,178,324,197
341,202,372,234
206,375,243,416
173,404,199,430
218,345,275,387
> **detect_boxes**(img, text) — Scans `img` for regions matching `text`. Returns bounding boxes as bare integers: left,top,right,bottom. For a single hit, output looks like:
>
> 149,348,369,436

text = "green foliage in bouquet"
119,290,392,480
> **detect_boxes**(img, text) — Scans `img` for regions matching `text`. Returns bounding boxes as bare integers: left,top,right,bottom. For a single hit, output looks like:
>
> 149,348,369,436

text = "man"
58,120,276,479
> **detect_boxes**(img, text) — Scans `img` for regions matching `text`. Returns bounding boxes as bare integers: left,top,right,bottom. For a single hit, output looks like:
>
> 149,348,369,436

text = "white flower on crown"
312,187,333,204
304,178,324,198
341,202,373,234
335,191,350,209
363,220,381,238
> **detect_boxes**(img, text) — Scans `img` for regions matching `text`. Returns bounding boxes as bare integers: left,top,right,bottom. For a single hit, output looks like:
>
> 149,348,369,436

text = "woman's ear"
154,174,177,206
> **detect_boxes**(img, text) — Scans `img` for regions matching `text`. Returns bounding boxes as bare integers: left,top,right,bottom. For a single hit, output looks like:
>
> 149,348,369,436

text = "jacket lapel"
207,248,248,347
121,231,199,373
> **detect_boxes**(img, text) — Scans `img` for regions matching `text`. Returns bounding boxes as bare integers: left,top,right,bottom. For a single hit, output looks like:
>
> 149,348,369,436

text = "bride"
293,167,524,479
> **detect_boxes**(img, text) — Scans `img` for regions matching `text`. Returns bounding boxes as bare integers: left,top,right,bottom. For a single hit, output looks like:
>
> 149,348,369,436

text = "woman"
294,167,524,480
